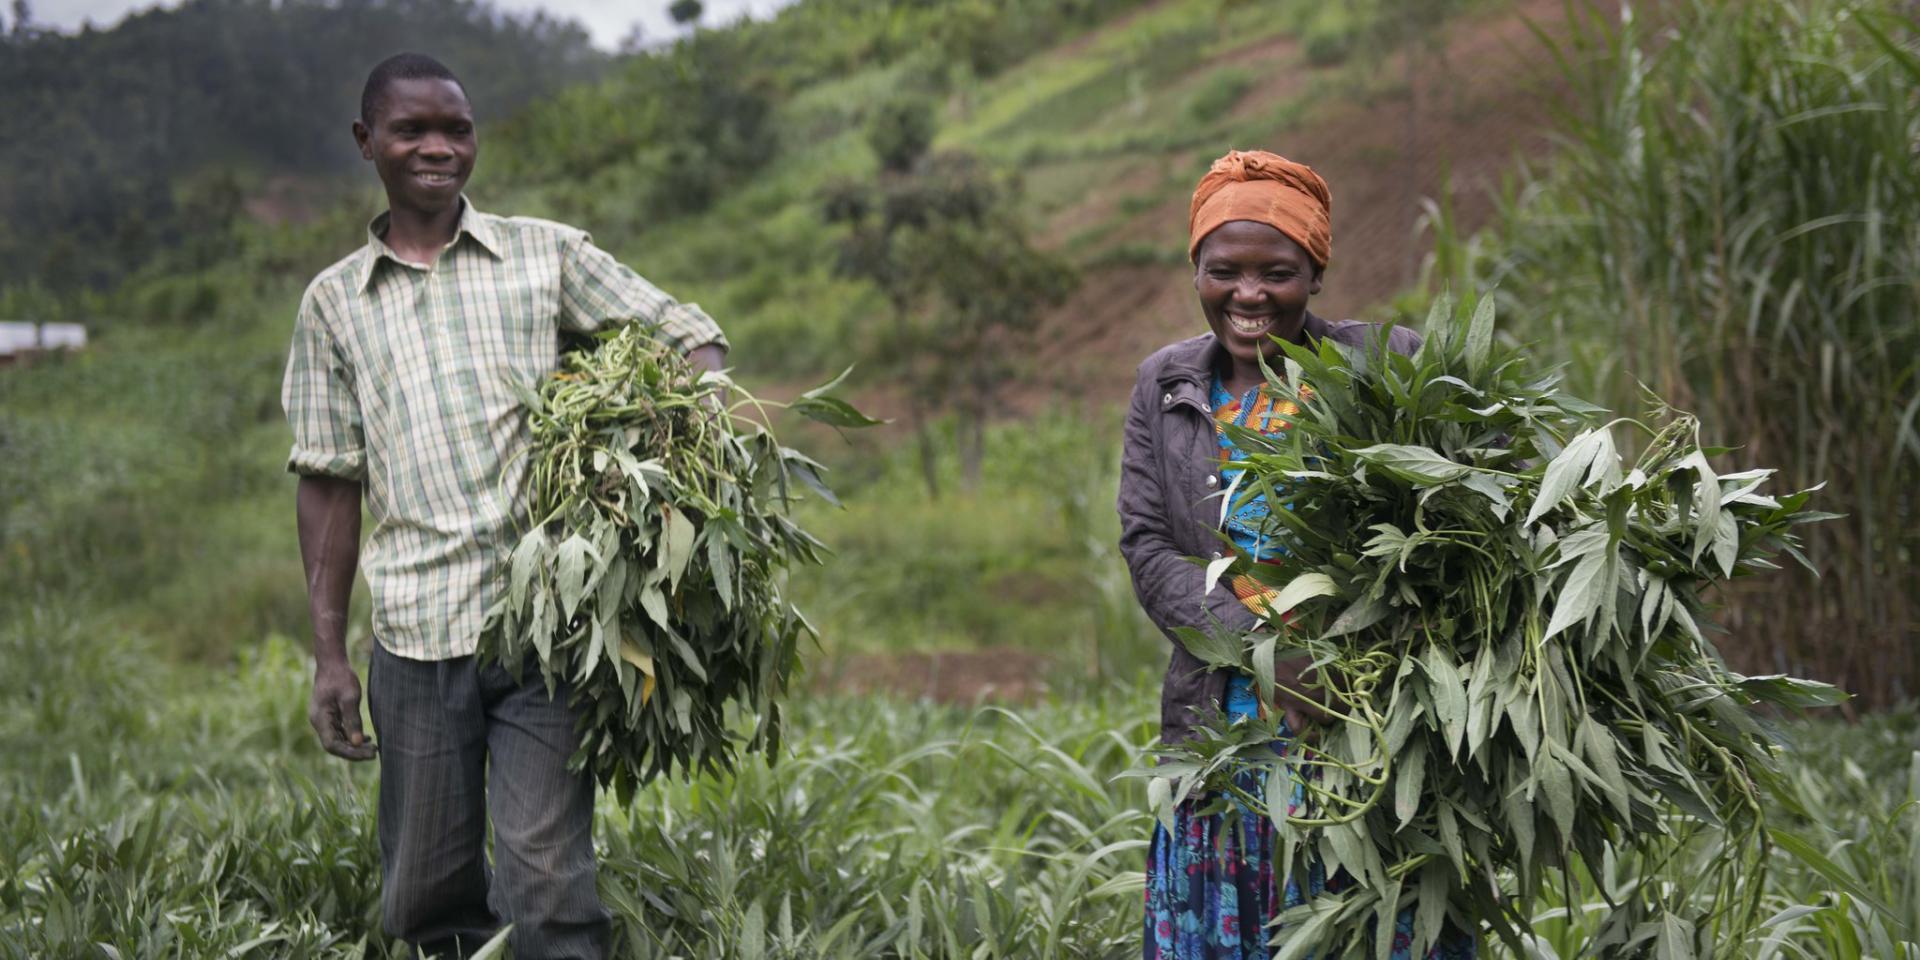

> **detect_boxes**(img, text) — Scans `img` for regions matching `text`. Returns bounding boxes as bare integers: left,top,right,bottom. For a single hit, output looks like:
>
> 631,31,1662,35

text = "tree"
822,96,1072,494
0,0,605,295
910,191,1071,488
668,0,703,30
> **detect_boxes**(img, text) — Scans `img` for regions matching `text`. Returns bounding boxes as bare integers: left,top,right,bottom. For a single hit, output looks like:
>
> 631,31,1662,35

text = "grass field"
2,606,1914,958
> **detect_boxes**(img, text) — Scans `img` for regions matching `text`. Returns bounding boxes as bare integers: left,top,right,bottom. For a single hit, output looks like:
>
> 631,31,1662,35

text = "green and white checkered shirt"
281,198,727,661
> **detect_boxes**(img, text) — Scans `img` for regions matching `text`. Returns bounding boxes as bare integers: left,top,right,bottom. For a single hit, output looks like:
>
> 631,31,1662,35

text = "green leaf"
671,687,693,732
1268,572,1338,617
468,926,514,960
1251,633,1277,712
1351,444,1472,485
1202,554,1237,597
708,535,735,611
778,447,842,507
1734,674,1848,708
555,534,599,622
1683,451,1723,565
791,392,885,428
1577,715,1632,819
1457,471,1511,517
507,528,549,614
1465,294,1496,379
1147,776,1176,836
1544,547,1610,641
1414,862,1448,957
1418,290,1455,361
1394,741,1427,827
1656,912,1695,960
1536,747,1575,844
1527,428,1607,525
640,584,671,630
662,506,697,591
1171,626,1249,671
1421,646,1469,759
1326,594,1391,637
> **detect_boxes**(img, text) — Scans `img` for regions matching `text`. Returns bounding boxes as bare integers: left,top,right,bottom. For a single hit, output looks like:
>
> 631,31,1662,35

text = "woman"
1119,150,1474,959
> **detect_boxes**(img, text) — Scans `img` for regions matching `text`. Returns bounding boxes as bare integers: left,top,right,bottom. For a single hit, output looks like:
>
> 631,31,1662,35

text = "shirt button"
1205,475,1218,487
1211,551,1223,559
1162,392,1174,406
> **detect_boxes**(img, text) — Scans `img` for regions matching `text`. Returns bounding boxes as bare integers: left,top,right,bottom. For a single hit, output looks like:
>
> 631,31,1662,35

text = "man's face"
353,78,476,216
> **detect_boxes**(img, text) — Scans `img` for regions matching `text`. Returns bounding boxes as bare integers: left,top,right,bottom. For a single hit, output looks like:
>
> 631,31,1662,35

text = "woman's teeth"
1227,313,1271,335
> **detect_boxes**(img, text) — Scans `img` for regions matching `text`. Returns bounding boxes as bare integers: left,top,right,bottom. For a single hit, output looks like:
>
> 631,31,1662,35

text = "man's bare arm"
688,342,726,375
297,474,376,761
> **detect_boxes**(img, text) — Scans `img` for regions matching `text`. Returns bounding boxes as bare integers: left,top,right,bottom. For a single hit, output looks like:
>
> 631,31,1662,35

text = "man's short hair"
360,53,468,125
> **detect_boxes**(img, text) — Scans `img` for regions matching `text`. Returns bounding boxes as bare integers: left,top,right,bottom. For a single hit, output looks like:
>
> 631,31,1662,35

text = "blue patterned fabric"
1143,689,1478,959
1209,377,1290,560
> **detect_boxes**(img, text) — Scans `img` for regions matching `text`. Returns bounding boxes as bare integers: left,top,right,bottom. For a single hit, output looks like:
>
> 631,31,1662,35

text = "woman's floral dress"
1142,376,1478,960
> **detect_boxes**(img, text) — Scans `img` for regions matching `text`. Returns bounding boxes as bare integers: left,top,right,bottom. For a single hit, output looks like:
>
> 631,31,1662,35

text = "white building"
0,322,88,365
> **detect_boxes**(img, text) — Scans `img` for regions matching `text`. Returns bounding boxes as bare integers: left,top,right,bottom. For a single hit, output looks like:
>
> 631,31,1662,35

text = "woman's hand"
1273,653,1329,736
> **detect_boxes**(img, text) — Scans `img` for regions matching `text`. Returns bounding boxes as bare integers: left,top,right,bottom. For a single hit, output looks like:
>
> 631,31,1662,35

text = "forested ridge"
0,0,604,294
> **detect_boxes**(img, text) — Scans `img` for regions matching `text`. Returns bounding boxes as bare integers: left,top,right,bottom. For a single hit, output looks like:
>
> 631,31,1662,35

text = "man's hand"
310,660,377,761
687,341,730,414
296,475,369,760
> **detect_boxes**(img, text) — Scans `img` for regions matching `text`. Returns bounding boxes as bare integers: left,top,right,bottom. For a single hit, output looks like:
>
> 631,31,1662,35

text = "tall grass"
1434,0,1920,705
3,607,1912,957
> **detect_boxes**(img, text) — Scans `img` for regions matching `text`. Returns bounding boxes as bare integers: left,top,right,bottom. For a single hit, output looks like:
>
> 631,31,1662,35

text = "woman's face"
1193,220,1322,372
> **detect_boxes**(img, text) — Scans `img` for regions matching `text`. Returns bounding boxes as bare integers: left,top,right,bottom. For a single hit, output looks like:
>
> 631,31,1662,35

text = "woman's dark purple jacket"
1118,313,1423,746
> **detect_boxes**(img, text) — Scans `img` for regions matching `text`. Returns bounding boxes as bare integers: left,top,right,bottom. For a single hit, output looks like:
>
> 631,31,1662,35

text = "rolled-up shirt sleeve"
557,230,728,356
281,290,366,481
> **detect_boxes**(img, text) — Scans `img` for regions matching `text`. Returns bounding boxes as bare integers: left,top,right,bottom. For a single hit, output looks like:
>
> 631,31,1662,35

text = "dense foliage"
1152,297,1843,957
1424,0,1920,704
481,328,876,792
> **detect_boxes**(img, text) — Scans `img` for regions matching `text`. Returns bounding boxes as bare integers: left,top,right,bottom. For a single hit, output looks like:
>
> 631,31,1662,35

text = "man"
283,52,726,959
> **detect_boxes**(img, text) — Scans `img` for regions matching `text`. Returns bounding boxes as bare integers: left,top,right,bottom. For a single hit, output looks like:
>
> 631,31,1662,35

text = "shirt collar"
357,195,503,291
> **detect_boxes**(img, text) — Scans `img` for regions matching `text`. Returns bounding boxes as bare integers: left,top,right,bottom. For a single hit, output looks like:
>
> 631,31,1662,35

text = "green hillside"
0,0,1454,673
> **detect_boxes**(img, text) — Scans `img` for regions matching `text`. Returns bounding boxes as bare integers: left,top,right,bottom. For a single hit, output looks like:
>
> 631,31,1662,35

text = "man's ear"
352,119,374,161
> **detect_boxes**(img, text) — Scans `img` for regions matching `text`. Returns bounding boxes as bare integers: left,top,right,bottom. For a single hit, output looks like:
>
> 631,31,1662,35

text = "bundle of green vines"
480,325,876,799
1147,297,1843,958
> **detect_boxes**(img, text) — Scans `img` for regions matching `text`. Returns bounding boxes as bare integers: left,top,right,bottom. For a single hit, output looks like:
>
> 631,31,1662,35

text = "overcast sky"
27,0,795,50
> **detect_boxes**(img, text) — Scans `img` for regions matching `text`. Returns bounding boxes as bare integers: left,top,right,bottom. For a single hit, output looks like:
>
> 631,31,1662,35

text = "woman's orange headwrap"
1186,150,1332,268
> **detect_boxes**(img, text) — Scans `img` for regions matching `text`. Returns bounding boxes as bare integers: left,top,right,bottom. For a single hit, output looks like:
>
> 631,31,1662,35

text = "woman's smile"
1224,311,1275,337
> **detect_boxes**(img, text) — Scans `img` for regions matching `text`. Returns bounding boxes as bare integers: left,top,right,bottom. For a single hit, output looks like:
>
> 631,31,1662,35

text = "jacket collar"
1155,311,1334,386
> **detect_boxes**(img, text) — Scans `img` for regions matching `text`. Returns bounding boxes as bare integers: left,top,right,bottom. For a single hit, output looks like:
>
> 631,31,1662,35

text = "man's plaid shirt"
281,198,726,660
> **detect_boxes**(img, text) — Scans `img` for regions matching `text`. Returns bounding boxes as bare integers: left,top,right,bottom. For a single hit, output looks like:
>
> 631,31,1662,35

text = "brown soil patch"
1040,158,1169,249
1016,0,1594,408
810,647,1054,704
